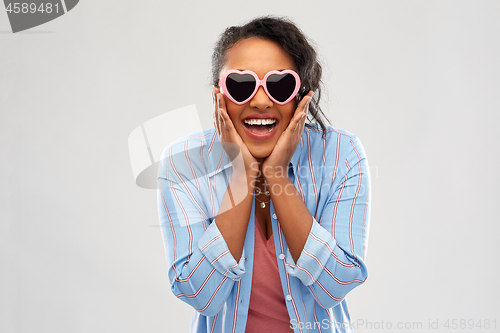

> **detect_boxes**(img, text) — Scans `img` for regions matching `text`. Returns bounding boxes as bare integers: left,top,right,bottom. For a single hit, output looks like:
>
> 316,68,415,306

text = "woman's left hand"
262,91,314,180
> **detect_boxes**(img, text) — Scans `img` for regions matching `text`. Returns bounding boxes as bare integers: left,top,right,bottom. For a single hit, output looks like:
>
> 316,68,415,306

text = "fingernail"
211,90,215,104
305,99,311,114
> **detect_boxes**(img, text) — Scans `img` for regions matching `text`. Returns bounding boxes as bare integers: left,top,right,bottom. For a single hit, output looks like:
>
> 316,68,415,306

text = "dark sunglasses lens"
266,73,297,103
226,73,256,102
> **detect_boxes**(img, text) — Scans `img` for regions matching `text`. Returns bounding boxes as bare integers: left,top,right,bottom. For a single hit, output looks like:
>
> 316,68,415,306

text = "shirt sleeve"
284,135,371,309
157,144,246,317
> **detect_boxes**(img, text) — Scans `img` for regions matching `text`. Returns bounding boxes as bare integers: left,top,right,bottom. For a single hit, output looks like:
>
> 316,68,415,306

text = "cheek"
281,103,297,122
225,103,243,124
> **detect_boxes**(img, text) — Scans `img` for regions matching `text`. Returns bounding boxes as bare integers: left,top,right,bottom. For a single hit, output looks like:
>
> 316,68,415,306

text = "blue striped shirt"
157,124,371,333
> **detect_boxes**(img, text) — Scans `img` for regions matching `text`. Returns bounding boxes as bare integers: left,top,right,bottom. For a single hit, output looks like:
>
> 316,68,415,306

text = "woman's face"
219,37,298,160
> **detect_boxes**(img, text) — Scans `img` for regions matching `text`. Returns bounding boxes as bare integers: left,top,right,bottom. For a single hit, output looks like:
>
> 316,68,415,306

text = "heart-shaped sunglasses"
218,69,301,105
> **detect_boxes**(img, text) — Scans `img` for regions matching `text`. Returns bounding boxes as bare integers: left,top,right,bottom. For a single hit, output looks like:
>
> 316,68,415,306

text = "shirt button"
272,214,277,219
285,294,292,301
279,254,285,260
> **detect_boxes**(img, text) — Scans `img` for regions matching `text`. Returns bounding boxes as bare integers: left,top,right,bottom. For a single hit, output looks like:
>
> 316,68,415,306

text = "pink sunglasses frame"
218,69,301,105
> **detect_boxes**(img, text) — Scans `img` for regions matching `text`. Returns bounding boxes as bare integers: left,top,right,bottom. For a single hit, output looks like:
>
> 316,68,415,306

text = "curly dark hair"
211,16,330,137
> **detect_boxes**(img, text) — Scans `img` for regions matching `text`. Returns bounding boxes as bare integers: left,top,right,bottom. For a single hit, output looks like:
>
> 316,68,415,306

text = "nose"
249,86,273,110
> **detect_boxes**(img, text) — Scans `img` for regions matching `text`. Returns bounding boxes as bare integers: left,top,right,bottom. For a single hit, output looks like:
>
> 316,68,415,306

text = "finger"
293,90,314,118
217,95,225,140
220,108,227,131
292,112,305,138
288,95,312,134
290,91,313,126
218,90,227,113
215,92,245,147
213,87,221,113
217,94,224,127
216,111,222,139
219,108,234,138
217,94,234,145
217,96,247,149
213,87,222,137
297,112,307,139
301,108,307,129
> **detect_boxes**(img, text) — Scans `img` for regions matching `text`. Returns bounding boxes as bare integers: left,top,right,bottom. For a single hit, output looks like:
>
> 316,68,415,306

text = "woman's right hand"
213,88,259,182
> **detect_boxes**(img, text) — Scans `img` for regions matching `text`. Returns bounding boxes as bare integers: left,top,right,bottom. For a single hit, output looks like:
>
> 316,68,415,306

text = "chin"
248,145,273,160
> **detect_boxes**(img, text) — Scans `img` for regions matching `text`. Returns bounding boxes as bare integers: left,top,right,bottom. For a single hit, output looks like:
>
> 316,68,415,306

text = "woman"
158,16,371,333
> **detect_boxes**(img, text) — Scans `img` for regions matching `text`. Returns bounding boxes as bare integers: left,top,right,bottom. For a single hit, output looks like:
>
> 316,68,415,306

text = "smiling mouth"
243,119,277,134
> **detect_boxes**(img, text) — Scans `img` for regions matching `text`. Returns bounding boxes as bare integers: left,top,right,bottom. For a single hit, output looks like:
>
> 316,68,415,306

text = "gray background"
1,1,499,332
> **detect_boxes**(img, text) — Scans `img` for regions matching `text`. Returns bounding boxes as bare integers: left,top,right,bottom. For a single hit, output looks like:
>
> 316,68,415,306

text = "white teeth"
244,119,277,125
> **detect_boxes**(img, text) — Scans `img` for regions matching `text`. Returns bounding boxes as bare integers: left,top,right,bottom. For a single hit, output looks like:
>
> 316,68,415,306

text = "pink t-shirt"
245,216,293,332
